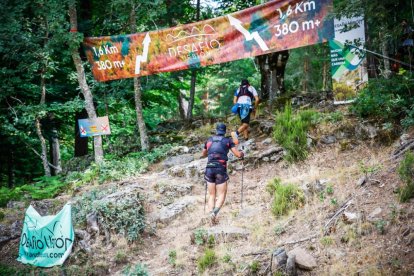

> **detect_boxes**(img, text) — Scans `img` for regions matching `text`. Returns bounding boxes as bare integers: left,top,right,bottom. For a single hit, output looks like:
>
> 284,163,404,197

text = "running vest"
207,136,229,167
237,85,254,101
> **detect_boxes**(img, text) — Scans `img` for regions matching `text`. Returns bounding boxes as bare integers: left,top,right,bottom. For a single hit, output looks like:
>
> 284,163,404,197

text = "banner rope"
349,44,412,68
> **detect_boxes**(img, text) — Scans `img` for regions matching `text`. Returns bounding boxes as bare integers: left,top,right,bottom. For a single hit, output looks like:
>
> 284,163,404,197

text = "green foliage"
0,176,67,207
197,249,216,273
350,74,414,128
358,161,382,177
374,220,387,235
320,236,334,246
266,178,304,217
194,228,208,245
222,254,232,263
250,260,260,273
273,103,318,162
397,152,414,202
0,211,4,221
122,263,149,276
168,250,177,266
273,224,285,236
326,185,334,195
115,250,128,264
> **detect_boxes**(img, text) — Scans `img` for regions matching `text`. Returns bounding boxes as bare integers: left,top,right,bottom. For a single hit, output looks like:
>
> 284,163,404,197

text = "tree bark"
186,0,200,121
130,3,150,151
381,32,392,79
257,55,270,101
36,73,51,177
69,2,104,163
50,127,62,175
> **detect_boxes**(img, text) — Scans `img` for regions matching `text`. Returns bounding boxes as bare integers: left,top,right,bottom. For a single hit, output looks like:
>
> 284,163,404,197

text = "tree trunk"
381,32,392,79
36,73,51,177
177,91,188,120
133,77,150,151
187,71,197,121
130,4,150,151
186,0,200,122
7,149,15,188
69,2,104,163
35,118,51,177
257,55,270,101
50,127,62,175
302,50,310,93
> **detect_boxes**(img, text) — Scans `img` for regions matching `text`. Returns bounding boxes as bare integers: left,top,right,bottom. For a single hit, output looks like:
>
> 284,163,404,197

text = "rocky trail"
1,116,414,275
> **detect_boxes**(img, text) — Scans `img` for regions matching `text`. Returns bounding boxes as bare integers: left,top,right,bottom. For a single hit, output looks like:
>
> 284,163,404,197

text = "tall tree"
69,1,104,163
130,1,150,151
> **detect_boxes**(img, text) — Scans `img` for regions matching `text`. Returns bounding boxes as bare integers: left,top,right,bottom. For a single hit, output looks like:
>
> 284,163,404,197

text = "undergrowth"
350,71,414,128
397,151,414,202
197,249,216,273
273,103,319,162
0,144,172,207
266,178,304,217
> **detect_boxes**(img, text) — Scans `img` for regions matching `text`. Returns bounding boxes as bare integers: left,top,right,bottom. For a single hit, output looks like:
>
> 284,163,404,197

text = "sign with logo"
78,116,111,137
329,16,367,101
83,0,334,82
17,204,74,267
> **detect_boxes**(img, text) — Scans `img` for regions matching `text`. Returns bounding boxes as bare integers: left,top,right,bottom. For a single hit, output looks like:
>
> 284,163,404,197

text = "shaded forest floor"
1,109,414,275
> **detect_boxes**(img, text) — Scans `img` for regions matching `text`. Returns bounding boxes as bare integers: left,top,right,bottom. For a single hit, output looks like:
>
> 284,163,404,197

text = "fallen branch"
391,140,414,160
241,249,269,257
323,199,353,235
277,234,317,247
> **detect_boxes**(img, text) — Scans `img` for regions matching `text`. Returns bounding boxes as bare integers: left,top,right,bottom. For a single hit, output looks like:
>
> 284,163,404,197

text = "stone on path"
157,196,197,223
162,154,194,168
288,247,317,270
271,247,287,272
286,254,297,276
207,226,249,243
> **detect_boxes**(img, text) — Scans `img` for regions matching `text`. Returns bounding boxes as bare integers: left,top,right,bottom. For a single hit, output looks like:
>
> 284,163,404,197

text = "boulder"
355,122,378,140
258,120,275,135
271,247,288,272
167,158,207,182
262,138,273,145
6,201,25,209
286,254,297,276
367,207,382,222
342,212,360,224
320,135,337,144
156,196,197,223
162,154,194,168
207,226,249,243
288,247,317,270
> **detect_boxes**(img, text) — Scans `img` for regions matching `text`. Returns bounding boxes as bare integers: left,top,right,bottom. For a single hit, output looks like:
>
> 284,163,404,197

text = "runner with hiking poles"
202,123,245,225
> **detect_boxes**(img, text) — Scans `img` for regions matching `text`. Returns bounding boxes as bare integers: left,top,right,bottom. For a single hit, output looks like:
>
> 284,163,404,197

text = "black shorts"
204,167,229,185
238,108,251,124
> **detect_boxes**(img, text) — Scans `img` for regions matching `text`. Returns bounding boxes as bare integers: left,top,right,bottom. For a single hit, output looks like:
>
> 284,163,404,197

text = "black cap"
216,123,226,135
241,79,249,86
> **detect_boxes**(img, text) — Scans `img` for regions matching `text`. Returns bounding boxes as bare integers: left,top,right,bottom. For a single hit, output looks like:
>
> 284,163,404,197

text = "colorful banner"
17,204,74,267
78,116,111,137
84,0,334,82
329,16,367,101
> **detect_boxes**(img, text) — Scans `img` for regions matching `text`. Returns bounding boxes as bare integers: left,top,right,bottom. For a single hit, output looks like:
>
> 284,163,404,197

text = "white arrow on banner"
227,15,269,51
135,33,151,74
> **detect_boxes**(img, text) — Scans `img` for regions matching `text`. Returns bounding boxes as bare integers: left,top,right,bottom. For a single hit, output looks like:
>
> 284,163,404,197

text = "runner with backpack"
231,79,260,144
202,123,244,225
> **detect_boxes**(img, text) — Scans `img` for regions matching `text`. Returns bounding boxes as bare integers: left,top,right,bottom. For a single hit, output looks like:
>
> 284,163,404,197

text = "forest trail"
1,117,414,275
108,128,414,275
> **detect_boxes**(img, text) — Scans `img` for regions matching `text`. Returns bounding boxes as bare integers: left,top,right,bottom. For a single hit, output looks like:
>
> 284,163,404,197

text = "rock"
167,158,207,181
262,138,273,145
271,247,288,272
288,247,317,271
355,122,378,140
399,133,411,145
157,196,197,223
6,201,25,209
0,220,22,245
302,179,328,197
207,226,249,243
342,212,360,224
258,120,274,135
263,157,270,162
320,135,337,144
368,207,382,222
86,212,99,233
357,176,367,186
238,207,260,218
169,146,190,155
286,254,297,276
162,154,194,168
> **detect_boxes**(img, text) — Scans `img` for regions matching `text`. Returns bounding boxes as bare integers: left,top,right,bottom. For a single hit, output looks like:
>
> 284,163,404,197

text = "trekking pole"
241,158,244,209
204,180,207,214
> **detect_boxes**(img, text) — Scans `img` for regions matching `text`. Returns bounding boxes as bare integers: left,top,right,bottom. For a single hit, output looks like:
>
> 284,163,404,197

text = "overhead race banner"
17,204,74,267
84,0,334,82
329,16,367,101
78,116,111,137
